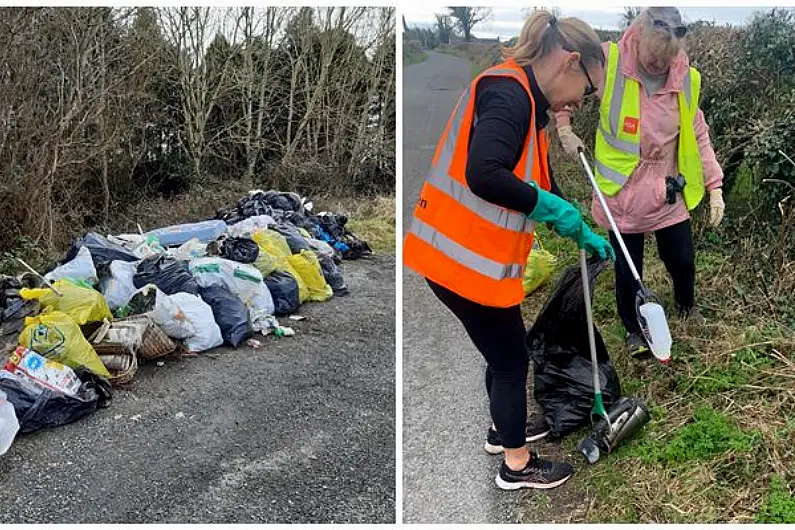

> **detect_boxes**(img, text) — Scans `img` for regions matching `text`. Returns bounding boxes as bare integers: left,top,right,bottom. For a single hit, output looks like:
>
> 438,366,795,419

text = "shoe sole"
495,472,572,490
484,431,551,455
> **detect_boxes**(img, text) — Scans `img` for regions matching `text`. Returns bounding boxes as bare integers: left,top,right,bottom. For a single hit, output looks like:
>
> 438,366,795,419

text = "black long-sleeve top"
465,64,564,216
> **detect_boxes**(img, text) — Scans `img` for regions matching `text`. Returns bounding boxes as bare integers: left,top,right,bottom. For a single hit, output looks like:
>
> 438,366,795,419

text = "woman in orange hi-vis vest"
404,11,615,490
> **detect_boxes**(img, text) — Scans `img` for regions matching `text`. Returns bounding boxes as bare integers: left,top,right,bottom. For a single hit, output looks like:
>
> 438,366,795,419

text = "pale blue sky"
403,6,782,39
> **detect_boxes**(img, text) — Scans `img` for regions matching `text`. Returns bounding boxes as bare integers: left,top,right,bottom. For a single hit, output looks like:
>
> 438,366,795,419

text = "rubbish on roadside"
44,246,98,286
64,232,139,271
198,285,253,348
577,397,651,464
4,347,81,397
157,361,165,367
101,260,140,311
308,238,336,260
90,314,176,362
169,238,207,261
133,255,200,296
288,315,306,321
19,310,111,378
149,291,222,353
523,235,557,296
226,215,276,238
288,250,333,302
131,233,166,260
272,223,312,254
0,277,41,355
318,254,348,296
21,279,112,326
263,271,300,316
189,257,274,316
0,366,111,434
220,236,260,264
0,389,19,455
251,229,292,260
145,219,227,247
526,257,621,439
175,412,185,419
245,338,262,349
15,258,63,297
253,247,277,277
273,326,295,337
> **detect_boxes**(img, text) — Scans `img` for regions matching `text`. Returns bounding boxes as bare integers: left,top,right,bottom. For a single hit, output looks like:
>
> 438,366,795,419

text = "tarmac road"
0,256,396,523
402,51,523,524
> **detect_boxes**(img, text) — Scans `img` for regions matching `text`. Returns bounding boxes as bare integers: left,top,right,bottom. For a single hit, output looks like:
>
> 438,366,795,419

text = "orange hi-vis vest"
403,60,551,308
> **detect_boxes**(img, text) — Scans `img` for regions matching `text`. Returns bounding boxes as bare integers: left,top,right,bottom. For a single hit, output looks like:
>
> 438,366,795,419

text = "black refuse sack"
272,223,311,254
220,237,260,264
64,232,138,273
526,257,621,440
263,271,300,316
318,254,348,296
133,255,199,295
0,368,112,434
198,285,253,347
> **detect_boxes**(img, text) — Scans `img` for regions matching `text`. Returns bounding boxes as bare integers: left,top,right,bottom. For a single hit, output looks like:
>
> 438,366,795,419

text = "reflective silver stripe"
523,129,536,183
410,217,524,280
609,47,625,136
682,69,692,109
598,123,640,154
595,159,629,186
426,168,533,233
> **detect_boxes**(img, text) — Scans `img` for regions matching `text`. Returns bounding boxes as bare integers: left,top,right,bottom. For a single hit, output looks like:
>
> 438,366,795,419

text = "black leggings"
611,219,695,334
427,279,528,449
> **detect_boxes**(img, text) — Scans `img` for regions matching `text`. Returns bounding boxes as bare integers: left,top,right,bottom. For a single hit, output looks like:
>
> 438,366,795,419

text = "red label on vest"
622,117,639,135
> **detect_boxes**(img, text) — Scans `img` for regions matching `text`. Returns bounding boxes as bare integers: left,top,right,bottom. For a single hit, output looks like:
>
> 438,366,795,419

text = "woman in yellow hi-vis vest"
555,7,725,357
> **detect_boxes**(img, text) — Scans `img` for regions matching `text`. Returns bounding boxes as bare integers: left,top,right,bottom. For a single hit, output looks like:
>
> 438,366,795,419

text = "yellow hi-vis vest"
594,42,705,210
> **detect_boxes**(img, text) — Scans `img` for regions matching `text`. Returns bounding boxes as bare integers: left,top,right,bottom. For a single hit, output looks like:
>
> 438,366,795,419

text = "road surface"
402,51,525,524
0,256,395,524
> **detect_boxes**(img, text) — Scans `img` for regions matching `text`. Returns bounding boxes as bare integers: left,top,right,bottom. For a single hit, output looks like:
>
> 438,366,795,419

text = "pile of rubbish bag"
0,189,370,453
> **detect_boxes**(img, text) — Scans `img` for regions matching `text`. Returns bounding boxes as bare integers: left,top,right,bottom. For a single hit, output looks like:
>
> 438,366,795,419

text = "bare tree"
447,7,492,41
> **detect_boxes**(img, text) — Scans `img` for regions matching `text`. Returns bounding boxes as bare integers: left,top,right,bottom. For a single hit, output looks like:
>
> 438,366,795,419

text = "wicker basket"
90,315,177,361
99,351,138,386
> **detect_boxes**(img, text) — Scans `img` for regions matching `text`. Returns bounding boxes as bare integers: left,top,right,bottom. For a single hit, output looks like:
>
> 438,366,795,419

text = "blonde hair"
631,8,682,63
502,10,604,67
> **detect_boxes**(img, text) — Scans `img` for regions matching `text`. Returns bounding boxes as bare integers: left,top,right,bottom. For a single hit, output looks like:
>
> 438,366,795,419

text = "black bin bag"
0,368,112,434
526,257,621,440
263,271,300,316
198,285,253,347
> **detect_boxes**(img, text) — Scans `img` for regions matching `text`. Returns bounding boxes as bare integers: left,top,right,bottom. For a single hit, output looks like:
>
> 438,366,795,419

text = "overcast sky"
403,6,780,39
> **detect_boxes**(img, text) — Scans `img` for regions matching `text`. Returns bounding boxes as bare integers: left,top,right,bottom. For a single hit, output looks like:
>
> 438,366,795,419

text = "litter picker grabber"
578,245,613,432
577,148,672,364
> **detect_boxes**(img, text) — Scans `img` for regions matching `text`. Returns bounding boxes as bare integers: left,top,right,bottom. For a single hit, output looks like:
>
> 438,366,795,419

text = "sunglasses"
652,18,687,38
579,61,597,97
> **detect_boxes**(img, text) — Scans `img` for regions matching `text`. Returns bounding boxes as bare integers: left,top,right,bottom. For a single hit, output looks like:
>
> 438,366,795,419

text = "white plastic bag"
189,257,274,316
307,238,335,259
45,246,98,285
169,293,223,353
227,215,276,238
168,238,207,261
101,260,140,310
0,389,19,456
149,287,195,340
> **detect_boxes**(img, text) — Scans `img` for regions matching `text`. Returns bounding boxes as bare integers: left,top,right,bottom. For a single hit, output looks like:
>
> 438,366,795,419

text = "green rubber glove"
527,183,584,239
577,224,616,261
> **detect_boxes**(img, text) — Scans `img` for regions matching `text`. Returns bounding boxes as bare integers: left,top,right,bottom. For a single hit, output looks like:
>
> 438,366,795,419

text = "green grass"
404,51,427,66
757,476,795,523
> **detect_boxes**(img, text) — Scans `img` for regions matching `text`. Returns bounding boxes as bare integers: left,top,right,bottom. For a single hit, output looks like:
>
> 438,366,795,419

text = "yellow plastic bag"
523,235,557,296
251,229,291,259
21,279,112,325
253,248,278,277
281,259,309,303
19,310,110,377
287,250,333,302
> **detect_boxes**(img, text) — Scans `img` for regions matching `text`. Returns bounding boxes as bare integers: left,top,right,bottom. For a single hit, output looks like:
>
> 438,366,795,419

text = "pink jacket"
556,26,723,234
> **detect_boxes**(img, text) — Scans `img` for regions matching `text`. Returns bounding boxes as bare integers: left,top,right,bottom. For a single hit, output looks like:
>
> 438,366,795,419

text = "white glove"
709,188,725,227
557,125,585,156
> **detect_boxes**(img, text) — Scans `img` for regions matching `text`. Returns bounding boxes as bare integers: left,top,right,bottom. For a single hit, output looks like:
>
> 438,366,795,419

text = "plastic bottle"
638,302,672,364
0,390,19,455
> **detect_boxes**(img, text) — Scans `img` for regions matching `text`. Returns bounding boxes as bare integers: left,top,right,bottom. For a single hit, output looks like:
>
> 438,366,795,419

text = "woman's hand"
557,125,585,157
709,188,725,227
577,224,616,261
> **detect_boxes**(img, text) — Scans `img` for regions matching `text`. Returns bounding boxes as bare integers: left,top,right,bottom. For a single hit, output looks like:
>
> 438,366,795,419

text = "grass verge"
517,145,795,523
404,51,427,66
